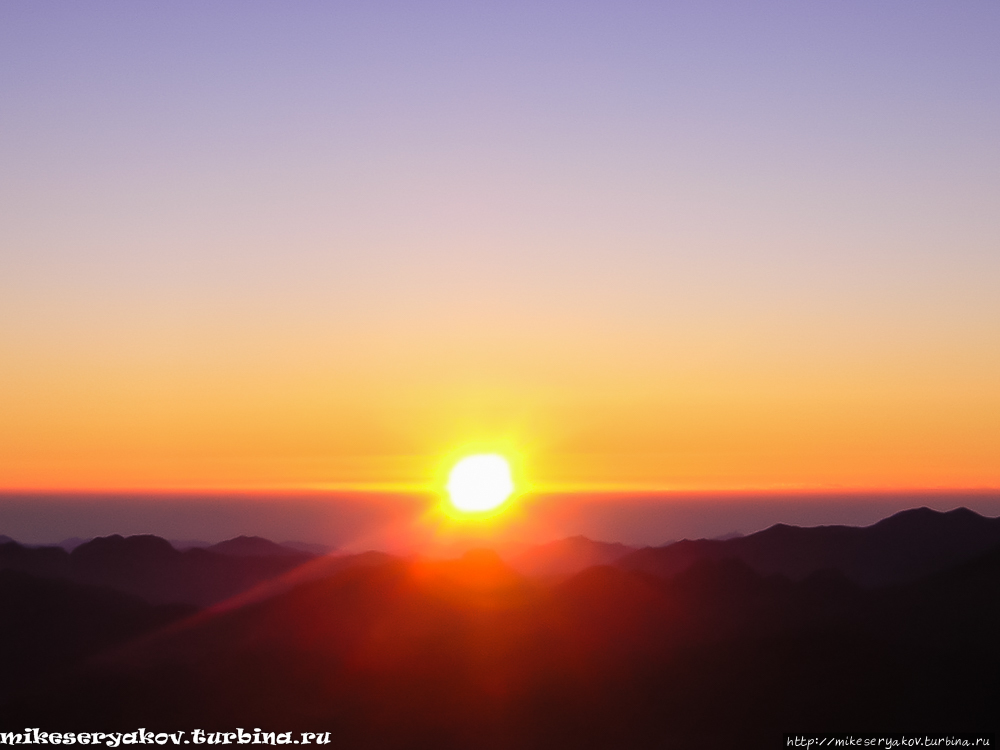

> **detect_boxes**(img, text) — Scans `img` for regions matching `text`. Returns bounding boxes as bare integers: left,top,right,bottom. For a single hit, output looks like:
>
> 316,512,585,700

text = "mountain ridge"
2,507,999,747
0,533,317,606
616,506,1000,586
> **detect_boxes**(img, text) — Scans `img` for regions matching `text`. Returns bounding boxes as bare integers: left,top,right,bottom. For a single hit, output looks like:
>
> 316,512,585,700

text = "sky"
2,1,999,495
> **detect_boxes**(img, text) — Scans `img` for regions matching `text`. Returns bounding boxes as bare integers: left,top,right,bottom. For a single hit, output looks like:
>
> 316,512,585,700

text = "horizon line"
2,483,998,498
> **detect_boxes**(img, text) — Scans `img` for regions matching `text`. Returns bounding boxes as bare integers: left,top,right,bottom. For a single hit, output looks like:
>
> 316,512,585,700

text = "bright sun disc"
447,454,515,513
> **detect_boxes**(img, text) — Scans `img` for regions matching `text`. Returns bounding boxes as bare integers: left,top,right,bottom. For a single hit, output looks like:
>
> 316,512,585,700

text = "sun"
446,454,515,514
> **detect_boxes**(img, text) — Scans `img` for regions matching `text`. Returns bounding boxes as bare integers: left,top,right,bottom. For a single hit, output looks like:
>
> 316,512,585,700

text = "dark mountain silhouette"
0,569,193,701
2,509,997,749
506,535,635,578
618,506,1000,586
0,534,316,607
207,535,313,558
0,539,72,577
5,540,997,748
71,533,180,572
175,549,398,622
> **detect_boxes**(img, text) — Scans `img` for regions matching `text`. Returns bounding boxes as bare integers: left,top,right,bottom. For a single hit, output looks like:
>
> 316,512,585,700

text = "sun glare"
446,454,515,513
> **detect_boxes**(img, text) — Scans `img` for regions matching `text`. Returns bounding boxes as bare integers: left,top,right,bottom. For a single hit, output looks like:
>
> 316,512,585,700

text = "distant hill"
0,535,91,551
617,506,1000,586
507,535,635,578
0,534,316,607
207,535,312,558
0,540,72,578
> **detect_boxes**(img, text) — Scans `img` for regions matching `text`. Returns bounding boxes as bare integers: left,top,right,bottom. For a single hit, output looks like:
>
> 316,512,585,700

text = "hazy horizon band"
3,489,998,550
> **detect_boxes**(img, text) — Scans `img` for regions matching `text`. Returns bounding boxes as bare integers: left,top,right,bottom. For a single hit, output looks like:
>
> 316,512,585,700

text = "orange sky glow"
2,4,998,497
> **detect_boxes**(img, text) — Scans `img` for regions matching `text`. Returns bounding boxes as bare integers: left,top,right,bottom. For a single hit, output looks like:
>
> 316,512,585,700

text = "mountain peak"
618,506,1000,587
207,536,310,558
871,506,991,534
70,534,179,565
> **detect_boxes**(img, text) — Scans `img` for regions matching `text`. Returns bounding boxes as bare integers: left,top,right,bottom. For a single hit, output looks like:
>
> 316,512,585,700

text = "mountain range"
1,507,998,749
0,534,315,606
618,505,1000,586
